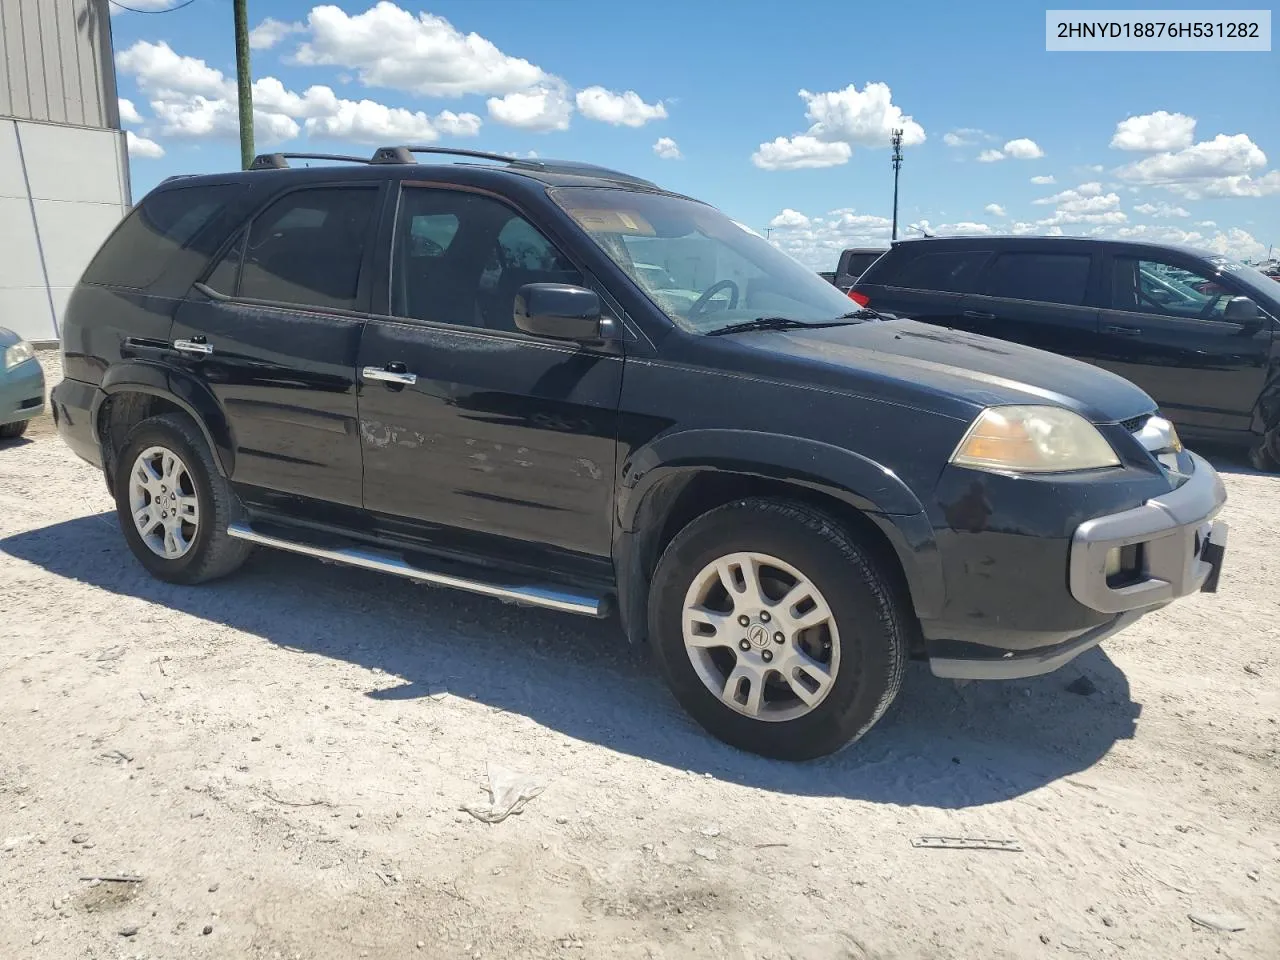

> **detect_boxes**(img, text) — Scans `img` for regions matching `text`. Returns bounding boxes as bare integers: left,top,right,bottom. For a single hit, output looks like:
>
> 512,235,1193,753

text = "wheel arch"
95,362,235,494
613,429,943,648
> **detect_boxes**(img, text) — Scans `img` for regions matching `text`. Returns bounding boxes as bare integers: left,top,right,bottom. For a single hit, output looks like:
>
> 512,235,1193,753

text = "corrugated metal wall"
0,0,119,129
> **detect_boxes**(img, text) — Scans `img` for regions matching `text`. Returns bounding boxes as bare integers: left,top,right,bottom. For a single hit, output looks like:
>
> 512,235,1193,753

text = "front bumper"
928,453,1227,681
1069,451,1227,614
0,358,46,424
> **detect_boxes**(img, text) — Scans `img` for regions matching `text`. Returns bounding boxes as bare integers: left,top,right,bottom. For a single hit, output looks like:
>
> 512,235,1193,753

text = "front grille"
1120,413,1151,433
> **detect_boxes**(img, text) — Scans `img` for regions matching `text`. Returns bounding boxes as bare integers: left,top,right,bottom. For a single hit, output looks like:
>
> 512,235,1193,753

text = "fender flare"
95,361,235,477
613,429,944,643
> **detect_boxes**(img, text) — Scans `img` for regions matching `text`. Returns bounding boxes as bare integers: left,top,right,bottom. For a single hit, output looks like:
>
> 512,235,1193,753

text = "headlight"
951,405,1120,474
3,340,35,370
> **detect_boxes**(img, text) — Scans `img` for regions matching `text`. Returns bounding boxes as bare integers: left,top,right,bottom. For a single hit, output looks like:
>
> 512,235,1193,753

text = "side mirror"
1223,296,1260,323
514,283,602,341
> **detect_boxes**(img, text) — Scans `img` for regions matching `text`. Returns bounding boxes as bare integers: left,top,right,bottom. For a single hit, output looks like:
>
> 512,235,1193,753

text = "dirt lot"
2,352,1277,960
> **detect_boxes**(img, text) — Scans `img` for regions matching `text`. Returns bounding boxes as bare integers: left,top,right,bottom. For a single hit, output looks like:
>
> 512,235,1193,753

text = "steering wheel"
688,279,740,318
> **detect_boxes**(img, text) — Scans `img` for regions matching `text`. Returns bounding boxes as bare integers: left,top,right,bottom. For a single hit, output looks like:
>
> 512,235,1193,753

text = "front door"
357,184,622,572
1095,252,1272,433
171,183,383,509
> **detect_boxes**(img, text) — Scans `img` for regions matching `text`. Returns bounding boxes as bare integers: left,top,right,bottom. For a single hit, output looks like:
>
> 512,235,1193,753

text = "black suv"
852,236,1280,468
51,148,1228,759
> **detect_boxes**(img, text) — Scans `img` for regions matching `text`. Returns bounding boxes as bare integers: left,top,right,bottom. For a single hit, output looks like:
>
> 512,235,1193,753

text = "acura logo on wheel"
747,624,769,648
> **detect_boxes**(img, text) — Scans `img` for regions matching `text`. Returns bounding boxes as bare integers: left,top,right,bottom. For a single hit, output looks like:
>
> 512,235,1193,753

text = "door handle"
173,338,213,355
362,365,417,386
1103,324,1142,337
962,310,996,321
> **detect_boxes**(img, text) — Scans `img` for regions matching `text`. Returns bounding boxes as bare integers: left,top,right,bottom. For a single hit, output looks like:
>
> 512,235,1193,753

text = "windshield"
551,186,860,333
1204,255,1280,306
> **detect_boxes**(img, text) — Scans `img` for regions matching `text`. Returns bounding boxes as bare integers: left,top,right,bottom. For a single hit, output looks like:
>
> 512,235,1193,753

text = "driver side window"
1111,257,1231,321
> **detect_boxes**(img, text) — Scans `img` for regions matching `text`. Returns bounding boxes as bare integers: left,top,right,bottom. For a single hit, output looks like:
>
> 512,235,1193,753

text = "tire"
113,412,252,584
1247,426,1280,472
647,498,907,761
0,419,29,439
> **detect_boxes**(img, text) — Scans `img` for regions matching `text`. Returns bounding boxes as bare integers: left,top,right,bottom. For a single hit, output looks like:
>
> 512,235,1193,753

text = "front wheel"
114,412,252,584
0,419,29,439
1248,426,1280,472
647,498,907,760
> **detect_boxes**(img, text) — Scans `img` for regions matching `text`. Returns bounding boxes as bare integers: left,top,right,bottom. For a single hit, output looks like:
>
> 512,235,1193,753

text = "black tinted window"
884,251,989,293
982,252,1091,305
239,187,377,310
393,188,580,332
203,232,244,296
841,252,883,279
83,184,238,289
1110,257,1232,320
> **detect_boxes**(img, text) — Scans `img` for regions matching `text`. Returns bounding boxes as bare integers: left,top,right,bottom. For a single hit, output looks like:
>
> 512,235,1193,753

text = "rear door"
1095,250,1272,432
855,246,991,325
171,182,383,509
958,247,1102,360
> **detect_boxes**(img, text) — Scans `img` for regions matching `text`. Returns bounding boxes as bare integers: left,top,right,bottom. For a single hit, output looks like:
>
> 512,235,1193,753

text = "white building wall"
0,118,129,342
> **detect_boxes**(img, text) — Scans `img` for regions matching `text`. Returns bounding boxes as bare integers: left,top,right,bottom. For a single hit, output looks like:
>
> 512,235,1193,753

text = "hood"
747,319,1155,424
0,326,22,349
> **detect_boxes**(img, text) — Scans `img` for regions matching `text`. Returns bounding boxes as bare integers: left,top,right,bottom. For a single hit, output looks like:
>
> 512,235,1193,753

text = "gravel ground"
1,351,1277,960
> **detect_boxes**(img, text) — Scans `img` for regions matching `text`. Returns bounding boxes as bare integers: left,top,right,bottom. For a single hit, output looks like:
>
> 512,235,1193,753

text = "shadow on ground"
3,513,1141,809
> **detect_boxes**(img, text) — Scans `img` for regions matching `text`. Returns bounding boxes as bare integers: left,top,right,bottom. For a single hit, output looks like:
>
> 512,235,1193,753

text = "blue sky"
110,0,1278,266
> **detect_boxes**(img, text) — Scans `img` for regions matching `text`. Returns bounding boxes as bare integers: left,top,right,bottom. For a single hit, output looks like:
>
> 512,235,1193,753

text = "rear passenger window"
82,184,239,289
885,251,989,293
238,187,377,310
982,252,1091,305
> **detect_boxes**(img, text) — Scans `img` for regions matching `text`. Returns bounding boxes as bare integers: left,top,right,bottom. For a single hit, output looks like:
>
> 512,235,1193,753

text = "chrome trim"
225,522,606,617
173,339,213,356
362,366,417,385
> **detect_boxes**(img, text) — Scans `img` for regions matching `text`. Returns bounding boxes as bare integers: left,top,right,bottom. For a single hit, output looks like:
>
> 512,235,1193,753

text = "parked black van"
852,237,1280,468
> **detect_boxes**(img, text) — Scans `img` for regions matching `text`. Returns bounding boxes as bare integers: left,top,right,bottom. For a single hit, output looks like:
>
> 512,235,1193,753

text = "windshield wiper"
834,308,894,322
705,316,859,336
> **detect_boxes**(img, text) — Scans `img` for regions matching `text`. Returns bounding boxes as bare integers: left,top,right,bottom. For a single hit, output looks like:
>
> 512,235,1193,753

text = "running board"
226,522,608,617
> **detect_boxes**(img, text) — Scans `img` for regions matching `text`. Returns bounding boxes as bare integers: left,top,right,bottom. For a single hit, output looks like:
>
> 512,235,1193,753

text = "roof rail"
372,145,658,187
249,152,374,170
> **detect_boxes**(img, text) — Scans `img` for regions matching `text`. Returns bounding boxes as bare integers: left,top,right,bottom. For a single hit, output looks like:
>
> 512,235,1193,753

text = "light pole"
890,128,904,242
233,0,254,169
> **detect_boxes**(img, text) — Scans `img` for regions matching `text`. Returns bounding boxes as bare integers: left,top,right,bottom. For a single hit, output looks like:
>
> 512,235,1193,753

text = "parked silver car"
0,326,45,440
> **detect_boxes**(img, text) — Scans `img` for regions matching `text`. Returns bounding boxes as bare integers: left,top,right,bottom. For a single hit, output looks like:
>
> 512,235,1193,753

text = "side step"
226,522,608,617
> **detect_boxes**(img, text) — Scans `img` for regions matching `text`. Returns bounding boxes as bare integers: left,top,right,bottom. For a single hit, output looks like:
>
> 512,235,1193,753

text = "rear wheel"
648,498,907,760
1248,426,1280,472
114,412,252,584
0,419,29,439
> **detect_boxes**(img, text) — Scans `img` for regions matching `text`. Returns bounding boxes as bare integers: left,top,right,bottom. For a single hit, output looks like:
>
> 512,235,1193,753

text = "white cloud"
751,136,851,170
294,2,546,97
908,219,995,237
799,83,925,146
1133,201,1191,218
1003,137,1045,160
575,86,666,127
125,130,164,158
1196,220,1217,227
653,136,681,160
1107,224,1267,260
486,83,573,132
768,209,811,229
765,206,892,267
116,40,229,98
984,203,1007,217
943,128,989,147
1033,182,1103,205
1030,174,1056,185
753,82,923,170
118,97,143,125
118,39,482,145
249,17,303,51
976,138,1045,163
1115,133,1276,198
1110,111,1196,151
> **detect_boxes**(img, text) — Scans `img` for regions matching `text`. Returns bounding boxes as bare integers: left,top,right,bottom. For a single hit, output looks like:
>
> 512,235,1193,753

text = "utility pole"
890,128,904,242
233,0,254,169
